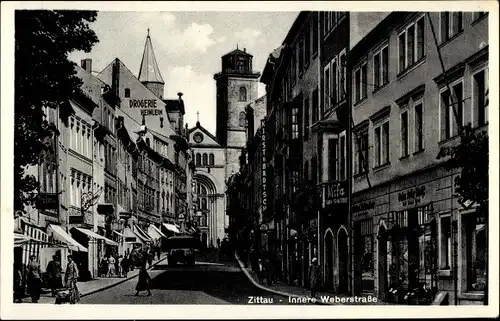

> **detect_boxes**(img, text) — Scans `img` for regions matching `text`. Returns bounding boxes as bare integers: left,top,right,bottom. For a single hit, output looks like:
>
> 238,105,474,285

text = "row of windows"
69,116,92,159
440,68,489,141
153,138,169,158
69,169,92,208
321,11,346,39
104,183,117,206
195,153,215,166
352,68,488,176
282,13,319,100
352,13,487,106
324,49,347,109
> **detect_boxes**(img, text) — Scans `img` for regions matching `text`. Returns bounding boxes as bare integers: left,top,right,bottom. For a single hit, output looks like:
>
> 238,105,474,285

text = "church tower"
138,29,165,99
214,48,261,182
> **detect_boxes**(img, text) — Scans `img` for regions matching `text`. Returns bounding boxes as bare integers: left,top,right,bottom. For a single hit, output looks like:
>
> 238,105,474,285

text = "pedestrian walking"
100,256,108,277
134,260,152,296
147,249,153,267
13,262,24,303
26,255,41,303
64,255,80,304
117,255,123,277
46,255,63,296
107,255,116,277
121,255,129,278
249,247,256,271
129,249,137,271
256,258,265,284
264,255,274,286
308,257,320,298
156,246,161,261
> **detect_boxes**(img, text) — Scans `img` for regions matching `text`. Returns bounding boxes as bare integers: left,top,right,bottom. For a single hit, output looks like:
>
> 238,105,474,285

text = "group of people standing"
14,254,80,304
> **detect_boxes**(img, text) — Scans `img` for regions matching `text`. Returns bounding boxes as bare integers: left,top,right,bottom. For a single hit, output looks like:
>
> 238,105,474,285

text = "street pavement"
79,260,293,304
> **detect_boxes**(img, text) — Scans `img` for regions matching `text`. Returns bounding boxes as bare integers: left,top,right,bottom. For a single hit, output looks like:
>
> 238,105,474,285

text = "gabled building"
188,121,226,247
96,30,193,239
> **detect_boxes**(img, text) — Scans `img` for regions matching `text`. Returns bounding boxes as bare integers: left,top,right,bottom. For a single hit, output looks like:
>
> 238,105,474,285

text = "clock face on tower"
193,132,204,143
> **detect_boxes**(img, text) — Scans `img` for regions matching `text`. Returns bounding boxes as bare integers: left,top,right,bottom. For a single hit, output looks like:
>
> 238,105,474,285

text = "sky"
69,11,298,134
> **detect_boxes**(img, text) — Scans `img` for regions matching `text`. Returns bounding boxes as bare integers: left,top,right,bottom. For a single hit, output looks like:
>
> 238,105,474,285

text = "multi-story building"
316,11,351,294
260,11,321,287
97,31,192,240
348,12,488,305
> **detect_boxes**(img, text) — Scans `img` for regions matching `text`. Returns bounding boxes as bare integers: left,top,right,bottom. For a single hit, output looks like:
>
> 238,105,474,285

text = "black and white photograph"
1,1,498,319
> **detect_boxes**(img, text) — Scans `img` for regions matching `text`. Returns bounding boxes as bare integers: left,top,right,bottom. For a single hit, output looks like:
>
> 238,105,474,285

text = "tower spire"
138,29,164,98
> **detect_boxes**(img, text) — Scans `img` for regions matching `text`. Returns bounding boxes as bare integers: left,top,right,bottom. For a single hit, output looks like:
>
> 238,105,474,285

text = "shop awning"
163,223,181,234
148,225,167,240
73,227,119,247
133,225,153,243
14,232,31,247
48,224,87,252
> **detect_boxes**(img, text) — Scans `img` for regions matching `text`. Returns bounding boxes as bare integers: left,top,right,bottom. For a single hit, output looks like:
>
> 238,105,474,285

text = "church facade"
188,48,261,247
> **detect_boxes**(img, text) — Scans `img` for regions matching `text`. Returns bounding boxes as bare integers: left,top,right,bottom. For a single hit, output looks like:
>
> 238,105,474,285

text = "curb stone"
233,253,331,305
80,256,168,298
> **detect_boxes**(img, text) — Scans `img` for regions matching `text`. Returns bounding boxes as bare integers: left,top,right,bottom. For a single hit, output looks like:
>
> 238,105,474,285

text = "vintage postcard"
1,1,498,319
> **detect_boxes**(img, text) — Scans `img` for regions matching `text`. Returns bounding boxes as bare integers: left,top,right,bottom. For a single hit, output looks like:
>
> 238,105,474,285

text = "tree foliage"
437,124,489,214
14,10,98,213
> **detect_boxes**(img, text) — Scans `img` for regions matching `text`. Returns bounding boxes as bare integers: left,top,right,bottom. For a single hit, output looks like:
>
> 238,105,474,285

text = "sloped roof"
222,48,253,58
188,121,221,146
138,32,164,84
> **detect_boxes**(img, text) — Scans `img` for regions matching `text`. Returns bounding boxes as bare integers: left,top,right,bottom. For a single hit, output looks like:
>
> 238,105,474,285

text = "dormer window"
239,87,247,102
125,88,130,98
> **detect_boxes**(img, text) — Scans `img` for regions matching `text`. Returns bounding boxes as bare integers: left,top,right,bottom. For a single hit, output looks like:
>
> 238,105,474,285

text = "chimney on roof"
177,92,183,100
244,48,246,52
81,59,92,73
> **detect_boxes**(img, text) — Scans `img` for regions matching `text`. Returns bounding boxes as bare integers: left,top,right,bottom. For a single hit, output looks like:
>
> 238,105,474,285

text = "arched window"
201,198,207,210
125,88,131,98
209,153,215,166
196,153,201,166
239,86,247,101
202,153,208,166
239,111,247,128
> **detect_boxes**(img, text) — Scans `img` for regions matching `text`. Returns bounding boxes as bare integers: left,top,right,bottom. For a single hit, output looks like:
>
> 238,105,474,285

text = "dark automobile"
165,236,200,266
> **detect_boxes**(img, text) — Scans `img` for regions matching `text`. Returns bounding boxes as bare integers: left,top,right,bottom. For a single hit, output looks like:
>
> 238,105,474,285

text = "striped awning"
133,225,153,243
163,223,181,234
148,225,166,240
48,225,87,252
73,227,119,247
14,233,31,247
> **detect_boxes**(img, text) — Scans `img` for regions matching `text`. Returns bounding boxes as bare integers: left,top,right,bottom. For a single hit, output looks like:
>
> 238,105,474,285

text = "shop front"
352,166,466,304
318,180,349,293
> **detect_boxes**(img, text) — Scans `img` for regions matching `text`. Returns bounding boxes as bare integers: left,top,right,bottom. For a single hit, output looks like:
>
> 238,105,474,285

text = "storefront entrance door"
338,229,349,293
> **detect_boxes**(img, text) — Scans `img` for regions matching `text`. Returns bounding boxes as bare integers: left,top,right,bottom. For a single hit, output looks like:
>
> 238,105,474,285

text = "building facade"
259,11,322,288
348,12,488,304
316,11,351,294
188,121,226,247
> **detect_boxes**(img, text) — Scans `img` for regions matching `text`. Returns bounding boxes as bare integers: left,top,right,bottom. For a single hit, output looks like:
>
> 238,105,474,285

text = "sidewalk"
234,253,389,305
17,253,168,304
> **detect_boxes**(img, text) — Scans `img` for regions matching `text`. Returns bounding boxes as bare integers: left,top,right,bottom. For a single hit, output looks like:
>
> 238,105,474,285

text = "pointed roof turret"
138,29,164,84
